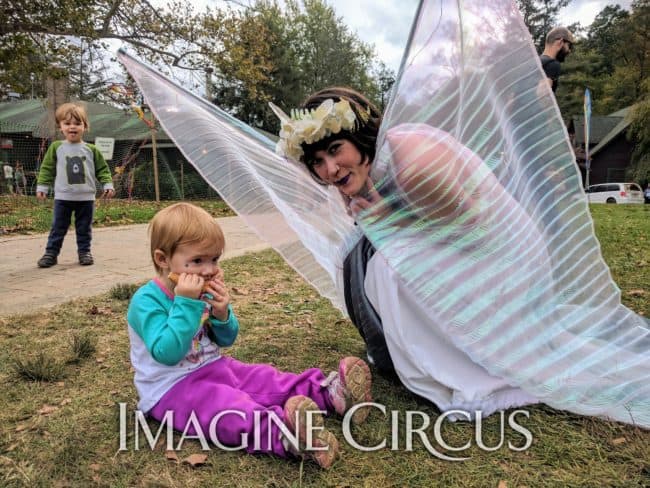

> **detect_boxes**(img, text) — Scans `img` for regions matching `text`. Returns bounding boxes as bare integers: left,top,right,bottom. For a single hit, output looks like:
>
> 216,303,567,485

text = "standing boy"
36,103,115,267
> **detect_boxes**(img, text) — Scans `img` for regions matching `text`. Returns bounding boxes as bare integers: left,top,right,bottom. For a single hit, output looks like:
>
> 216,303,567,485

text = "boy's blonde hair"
149,203,225,274
55,102,90,130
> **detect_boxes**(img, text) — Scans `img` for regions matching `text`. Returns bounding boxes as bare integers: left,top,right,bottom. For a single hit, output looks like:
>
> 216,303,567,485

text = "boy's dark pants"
45,199,94,255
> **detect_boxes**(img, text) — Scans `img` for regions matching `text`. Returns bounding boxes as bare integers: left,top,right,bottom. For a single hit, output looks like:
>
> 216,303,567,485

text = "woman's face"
309,138,370,197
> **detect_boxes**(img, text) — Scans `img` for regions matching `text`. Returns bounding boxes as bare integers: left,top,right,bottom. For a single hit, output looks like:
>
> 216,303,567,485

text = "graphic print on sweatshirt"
66,155,86,184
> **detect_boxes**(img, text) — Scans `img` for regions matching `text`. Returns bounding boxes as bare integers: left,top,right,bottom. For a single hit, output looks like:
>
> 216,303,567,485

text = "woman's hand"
387,125,479,221
202,275,230,321
173,272,204,299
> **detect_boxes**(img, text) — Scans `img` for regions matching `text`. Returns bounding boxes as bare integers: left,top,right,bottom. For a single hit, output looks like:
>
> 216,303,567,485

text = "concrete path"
0,216,269,316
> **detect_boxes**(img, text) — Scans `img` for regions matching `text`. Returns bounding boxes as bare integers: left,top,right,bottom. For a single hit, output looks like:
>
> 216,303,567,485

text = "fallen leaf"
182,453,208,467
89,463,101,472
15,423,28,432
498,481,507,488
627,289,646,297
37,405,58,416
55,382,65,387
96,358,105,364
611,437,626,445
60,398,72,406
232,287,249,296
165,450,179,463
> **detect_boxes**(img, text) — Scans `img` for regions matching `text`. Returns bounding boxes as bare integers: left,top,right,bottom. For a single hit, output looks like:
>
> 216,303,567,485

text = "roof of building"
0,99,170,141
571,106,633,156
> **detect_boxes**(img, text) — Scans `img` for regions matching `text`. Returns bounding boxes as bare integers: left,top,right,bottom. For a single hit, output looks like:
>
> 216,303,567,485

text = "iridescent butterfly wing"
366,0,649,427
118,49,360,313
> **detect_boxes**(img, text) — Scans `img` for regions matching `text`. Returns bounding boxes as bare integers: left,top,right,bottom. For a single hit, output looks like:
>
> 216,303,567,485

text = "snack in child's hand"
168,272,212,293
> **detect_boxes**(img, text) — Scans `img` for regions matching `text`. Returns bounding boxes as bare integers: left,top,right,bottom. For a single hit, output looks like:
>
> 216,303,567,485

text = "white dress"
364,250,538,419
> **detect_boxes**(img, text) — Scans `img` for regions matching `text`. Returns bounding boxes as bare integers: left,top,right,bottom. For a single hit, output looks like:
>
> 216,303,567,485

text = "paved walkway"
0,216,269,316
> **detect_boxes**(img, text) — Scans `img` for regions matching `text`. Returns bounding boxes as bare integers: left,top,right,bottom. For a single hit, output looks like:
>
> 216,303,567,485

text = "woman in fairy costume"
118,0,648,427
269,87,539,418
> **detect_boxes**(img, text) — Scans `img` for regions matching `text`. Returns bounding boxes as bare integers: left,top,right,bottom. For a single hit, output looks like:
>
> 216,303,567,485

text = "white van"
586,183,644,204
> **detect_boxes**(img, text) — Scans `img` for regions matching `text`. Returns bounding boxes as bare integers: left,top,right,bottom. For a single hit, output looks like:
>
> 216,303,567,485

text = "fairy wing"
118,49,361,313
364,0,649,427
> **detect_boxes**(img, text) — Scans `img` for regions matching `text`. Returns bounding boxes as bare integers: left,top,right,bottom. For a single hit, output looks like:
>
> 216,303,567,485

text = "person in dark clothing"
540,26,574,93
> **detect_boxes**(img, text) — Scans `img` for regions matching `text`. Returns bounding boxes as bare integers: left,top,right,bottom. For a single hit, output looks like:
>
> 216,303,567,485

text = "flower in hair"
269,99,357,161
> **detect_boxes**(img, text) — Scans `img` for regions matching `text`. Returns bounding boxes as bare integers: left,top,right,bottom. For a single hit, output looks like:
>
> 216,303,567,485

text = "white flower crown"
269,99,358,161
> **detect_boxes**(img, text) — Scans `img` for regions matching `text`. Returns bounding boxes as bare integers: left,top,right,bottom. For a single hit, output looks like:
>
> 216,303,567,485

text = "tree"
374,62,396,112
583,0,649,114
209,0,382,132
0,0,216,99
584,5,630,75
626,78,650,185
516,0,571,51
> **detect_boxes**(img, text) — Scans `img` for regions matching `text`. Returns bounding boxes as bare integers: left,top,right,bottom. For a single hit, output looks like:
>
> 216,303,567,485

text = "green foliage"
0,0,217,101
109,283,139,301
626,81,650,185
68,332,97,364
208,0,389,133
11,352,67,382
554,0,649,118
0,197,234,234
516,0,571,51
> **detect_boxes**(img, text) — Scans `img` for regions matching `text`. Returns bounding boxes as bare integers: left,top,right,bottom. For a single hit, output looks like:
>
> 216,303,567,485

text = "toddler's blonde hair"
149,203,225,274
55,102,90,130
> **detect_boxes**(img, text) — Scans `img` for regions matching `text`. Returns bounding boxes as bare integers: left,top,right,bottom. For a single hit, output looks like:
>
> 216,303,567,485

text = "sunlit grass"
0,205,648,487
0,195,234,234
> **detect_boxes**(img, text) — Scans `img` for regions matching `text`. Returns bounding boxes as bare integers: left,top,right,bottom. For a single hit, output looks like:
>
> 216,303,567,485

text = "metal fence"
1,99,221,232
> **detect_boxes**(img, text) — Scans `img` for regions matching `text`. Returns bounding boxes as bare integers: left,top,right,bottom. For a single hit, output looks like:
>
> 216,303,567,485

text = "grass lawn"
0,204,648,487
0,196,235,234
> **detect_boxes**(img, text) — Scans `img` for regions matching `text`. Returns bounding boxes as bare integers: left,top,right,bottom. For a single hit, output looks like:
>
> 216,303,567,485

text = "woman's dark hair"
300,87,382,184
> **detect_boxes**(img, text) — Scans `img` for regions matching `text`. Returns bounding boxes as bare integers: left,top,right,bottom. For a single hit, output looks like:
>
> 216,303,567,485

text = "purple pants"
149,356,334,457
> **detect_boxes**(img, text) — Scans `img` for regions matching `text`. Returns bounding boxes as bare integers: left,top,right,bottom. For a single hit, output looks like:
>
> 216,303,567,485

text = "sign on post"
95,137,115,160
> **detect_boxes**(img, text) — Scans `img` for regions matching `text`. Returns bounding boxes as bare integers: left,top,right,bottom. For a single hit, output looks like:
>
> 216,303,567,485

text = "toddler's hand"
203,276,230,321
103,189,115,199
36,191,47,201
174,273,204,299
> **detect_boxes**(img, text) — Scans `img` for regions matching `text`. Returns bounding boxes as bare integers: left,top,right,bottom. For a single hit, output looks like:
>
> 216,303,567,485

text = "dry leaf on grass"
15,423,29,432
87,305,113,315
611,437,626,445
89,463,101,472
182,453,208,467
165,450,179,463
60,398,72,406
497,481,507,488
627,289,646,297
232,287,249,296
37,405,58,415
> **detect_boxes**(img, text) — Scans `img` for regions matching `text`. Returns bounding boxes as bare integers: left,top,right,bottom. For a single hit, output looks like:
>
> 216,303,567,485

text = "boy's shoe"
323,356,372,425
37,253,57,268
78,252,94,266
283,395,339,469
